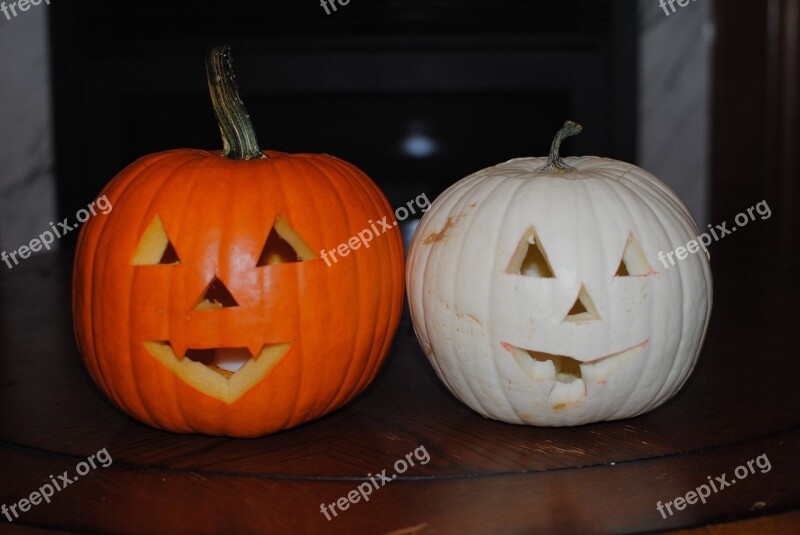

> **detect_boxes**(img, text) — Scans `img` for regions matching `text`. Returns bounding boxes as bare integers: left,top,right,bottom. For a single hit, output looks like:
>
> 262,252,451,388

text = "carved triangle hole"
564,284,600,321
131,215,181,265
193,277,238,311
615,234,653,276
257,215,318,266
506,228,555,278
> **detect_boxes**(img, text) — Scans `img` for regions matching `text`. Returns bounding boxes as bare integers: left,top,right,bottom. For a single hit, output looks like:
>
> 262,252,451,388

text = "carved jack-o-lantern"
407,122,712,426
72,48,404,436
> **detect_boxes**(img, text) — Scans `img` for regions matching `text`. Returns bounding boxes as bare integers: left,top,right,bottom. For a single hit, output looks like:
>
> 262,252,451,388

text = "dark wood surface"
0,245,798,534
0,1,792,533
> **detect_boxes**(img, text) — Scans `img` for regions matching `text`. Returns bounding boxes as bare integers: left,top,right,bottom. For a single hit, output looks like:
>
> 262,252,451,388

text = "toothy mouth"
504,340,648,406
143,341,294,403
183,347,253,377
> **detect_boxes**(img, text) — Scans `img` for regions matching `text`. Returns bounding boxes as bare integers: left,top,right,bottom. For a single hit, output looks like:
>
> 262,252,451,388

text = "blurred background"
0,0,796,265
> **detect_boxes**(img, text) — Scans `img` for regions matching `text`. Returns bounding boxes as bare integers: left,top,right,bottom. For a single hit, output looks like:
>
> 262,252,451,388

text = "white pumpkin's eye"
193,277,239,311
615,234,653,277
131,215,181,265
506,228,555,278
257,214,318,266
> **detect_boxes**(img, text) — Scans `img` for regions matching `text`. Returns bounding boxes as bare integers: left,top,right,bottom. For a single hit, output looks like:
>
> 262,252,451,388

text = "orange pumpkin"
72,47,404,437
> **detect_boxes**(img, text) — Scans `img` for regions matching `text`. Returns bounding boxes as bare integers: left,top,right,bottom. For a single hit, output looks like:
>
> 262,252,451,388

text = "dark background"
1,2,799,533
48,0,636,220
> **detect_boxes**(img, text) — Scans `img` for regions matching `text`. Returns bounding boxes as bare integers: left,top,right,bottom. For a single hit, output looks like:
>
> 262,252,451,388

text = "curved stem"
206,46,265,160
539,121,583,173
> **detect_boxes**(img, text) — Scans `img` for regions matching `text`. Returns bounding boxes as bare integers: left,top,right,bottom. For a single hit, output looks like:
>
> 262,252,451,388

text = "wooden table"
1,249,798,534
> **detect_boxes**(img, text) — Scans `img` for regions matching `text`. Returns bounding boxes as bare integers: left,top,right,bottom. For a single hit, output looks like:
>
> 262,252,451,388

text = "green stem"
206,46,265,160
539,121,582,173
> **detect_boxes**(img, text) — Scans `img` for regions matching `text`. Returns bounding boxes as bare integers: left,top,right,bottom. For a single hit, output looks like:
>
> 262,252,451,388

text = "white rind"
406,156,713,426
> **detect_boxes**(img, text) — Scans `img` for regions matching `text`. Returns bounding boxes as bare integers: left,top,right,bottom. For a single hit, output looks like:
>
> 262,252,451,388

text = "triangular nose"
193,277,238,311
564,284,600,321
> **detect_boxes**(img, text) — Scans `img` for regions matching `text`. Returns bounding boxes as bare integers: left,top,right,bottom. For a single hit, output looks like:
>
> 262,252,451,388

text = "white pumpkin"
406,122,712,426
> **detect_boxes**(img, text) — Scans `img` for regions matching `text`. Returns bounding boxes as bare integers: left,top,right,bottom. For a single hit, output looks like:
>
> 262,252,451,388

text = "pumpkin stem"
206,46,265,160
540,120,582,173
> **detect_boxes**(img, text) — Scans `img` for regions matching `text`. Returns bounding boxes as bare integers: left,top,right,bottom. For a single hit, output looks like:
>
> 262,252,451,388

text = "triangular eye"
193,277,238,310
564,284,600,321
615,234,652,276
257,215,317,266
131,215,181,265
506,228,555,277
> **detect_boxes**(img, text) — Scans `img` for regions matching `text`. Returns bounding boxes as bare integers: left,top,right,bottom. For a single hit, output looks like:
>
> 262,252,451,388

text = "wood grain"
0,246,798,534
0,0,796,531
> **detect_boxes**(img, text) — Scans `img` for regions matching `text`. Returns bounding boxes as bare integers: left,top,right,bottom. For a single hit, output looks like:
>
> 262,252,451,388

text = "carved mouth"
143,341,293,403
503,340,648,406
182,347,254,377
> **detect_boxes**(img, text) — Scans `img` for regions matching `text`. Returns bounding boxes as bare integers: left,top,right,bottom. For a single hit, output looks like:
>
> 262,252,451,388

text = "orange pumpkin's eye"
131,215,181,265
257,214,318,266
